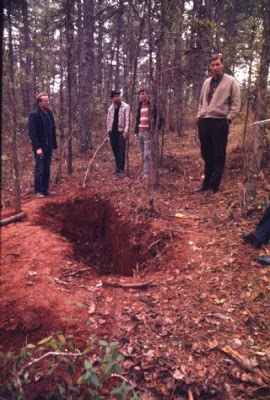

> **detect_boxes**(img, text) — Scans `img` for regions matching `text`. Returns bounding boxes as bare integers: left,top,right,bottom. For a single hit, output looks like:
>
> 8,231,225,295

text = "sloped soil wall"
38,197,139,276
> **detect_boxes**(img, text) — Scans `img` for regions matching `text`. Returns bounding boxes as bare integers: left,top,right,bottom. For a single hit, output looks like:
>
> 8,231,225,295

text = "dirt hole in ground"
39,197,144,276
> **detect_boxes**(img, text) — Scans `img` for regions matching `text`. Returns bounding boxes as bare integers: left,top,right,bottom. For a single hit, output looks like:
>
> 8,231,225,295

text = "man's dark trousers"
198,118,229,192
109,131,126,172
254,206,270,244
34,150,52,194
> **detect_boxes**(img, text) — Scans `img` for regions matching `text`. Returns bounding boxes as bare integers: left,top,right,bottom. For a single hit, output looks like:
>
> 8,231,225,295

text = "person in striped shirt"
135,89,152,178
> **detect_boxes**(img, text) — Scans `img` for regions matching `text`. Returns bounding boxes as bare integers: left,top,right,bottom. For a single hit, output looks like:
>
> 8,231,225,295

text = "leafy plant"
0,334,140,399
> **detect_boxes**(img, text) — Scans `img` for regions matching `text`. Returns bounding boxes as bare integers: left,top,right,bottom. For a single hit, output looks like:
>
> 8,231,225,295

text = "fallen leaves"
219,345,270,385
88,301,96,314
2,133,270,399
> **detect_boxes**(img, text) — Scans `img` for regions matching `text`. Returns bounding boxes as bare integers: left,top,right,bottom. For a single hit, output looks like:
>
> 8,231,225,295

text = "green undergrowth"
0,333,141,400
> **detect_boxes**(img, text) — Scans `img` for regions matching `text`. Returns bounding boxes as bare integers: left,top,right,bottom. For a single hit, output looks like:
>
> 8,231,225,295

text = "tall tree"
78,0,95,150
147,0,165,188
245,0,270,198
173,0,185,136
114,0,124,90
6,1,21,213
186,0,214,105
21,0,33,114
241,19,257,146
65,0,75,173
55,30,65,184
96,0,104,99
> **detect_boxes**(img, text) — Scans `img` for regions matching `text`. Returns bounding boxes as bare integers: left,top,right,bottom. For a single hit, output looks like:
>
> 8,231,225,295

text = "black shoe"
204,189,215,196
242,232,262,249
35,192,46,198
193,185,207,193
256,255,270,266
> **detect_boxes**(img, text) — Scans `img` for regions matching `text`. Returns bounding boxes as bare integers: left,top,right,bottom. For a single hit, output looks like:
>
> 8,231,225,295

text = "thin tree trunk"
21,0,32,114
97,13,103,98
242,21,256,147
252,18,270,173
188,0,213,112
175,0,185,136
76,0,82,102
125,4,146,176
148,0,165,189
106,48,115,105
147,0,156,192
55,31,65,184
115,0,124,90
66,0,74,174
7,2,21,213
245,1,270,199
78,0,94,150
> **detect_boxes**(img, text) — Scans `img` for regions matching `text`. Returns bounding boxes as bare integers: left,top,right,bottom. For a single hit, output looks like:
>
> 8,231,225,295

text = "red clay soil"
1,130,270,399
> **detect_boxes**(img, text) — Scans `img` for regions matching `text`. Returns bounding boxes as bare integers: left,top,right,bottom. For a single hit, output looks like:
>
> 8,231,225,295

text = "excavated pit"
39,197,141,276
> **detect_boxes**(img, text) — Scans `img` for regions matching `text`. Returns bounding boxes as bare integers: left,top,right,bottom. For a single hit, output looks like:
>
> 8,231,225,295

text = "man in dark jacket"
29,92,57,197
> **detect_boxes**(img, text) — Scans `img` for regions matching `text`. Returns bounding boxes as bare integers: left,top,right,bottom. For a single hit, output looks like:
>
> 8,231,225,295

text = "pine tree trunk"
66,0,74,173
245,0,270,199
242,22,256,147
174,0,185,136
55,33,64,184
78,0,95,150
97,12,103,99
7,2,21,213
21,0,32,114
76,0,83,104
115,0,124,90
125,4,146,175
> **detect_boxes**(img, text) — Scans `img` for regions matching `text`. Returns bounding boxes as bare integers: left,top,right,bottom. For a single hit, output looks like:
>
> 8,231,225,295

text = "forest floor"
1,125,270,399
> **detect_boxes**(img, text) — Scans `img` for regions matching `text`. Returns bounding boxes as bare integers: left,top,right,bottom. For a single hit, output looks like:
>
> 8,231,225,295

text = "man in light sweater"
107,90,130,174
195,54,241,195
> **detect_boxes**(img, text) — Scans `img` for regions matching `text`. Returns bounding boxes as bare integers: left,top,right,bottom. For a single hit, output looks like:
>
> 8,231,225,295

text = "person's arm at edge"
196,81,207,121
107,106,111,135
227,79,241,122
50,110,57,149
29,112,41,152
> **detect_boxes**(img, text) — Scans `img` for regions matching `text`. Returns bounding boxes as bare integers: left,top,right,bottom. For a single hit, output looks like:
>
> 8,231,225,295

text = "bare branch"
82,134,108,188
17,350,82,377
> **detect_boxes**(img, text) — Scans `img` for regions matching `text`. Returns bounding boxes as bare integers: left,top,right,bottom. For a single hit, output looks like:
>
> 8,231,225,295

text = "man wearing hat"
107,90,130,173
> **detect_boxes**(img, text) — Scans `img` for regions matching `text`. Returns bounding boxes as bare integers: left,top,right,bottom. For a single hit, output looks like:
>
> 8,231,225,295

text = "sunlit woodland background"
2,0,270,210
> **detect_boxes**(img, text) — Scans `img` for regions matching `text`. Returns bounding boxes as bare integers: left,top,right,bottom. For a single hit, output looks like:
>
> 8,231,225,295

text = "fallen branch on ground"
0,211,27,227
17,351,82,377
219,345,270,384
83,135,108,188
102,279,155,289
63,267,92,277
111,373,138,388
